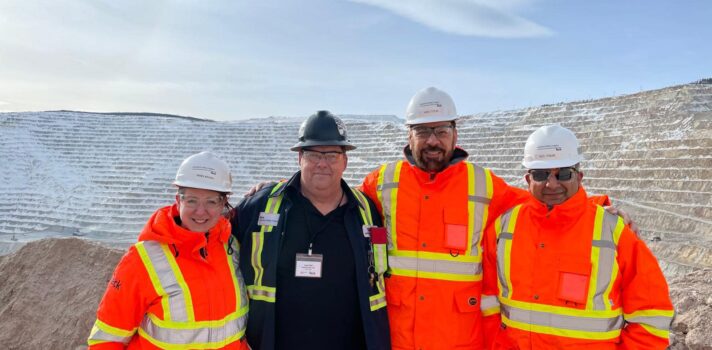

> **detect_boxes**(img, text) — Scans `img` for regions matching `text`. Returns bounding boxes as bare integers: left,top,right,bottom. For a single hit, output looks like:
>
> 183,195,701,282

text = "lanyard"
302,190,345,255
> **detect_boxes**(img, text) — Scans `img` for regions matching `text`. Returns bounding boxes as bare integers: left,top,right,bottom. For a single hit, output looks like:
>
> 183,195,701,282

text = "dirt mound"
0,238,123,350
1,238,711,349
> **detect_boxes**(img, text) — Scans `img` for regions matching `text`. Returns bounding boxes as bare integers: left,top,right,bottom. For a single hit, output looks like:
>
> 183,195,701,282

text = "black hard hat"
291,111,356,151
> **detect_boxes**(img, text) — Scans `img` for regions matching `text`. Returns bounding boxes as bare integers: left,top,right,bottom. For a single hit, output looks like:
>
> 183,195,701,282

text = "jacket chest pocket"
556,257,591,305
444,207,469,252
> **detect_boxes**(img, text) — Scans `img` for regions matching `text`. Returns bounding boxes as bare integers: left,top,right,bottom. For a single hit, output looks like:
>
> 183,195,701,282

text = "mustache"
421,146,445,153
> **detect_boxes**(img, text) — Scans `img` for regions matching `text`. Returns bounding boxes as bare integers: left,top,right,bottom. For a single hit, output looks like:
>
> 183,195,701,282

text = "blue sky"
0,0,710,120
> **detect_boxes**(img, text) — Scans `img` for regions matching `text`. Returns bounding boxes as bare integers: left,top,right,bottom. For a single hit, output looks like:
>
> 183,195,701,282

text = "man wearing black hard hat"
232,111,391,350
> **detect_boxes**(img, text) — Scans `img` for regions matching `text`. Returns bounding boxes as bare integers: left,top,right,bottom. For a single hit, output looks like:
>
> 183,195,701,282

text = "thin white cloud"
350,0,553,38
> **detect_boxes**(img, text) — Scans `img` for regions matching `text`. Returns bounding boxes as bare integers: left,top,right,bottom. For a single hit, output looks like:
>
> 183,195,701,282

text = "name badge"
258,212,280,226
295,253,323,278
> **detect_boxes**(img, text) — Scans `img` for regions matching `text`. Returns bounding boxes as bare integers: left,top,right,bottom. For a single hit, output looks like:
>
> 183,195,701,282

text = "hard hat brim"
404,114,458,125
173,180,232,194
290,140,357,152
522,158,582,170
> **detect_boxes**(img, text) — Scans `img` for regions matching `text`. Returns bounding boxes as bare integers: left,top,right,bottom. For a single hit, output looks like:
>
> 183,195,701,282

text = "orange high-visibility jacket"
87,204,249,349
361,147,529,350
482,187,674,349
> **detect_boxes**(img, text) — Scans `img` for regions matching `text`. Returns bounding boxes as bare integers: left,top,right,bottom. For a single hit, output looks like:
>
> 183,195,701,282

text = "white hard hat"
522,125,583,169
174,151,233,193
405,87,458,125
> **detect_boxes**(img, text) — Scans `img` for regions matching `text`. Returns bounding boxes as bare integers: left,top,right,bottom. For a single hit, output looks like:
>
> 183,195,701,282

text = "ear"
524,173,531,186
343,153,349,168
577,170,584,183
175,193,181,209
452,126,458,145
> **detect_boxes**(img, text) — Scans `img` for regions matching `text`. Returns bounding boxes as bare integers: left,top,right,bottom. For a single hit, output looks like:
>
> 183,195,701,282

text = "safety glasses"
528,167,577,182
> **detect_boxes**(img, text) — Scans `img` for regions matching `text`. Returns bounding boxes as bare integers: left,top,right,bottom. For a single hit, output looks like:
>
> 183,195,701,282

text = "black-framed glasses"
528,167,577,182
410,125,454,139
302,149,344,164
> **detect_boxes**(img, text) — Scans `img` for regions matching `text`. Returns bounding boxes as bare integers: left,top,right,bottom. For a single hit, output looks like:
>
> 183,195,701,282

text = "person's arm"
359,167,385,216
481,219,502,349
87,248,153,349
616,226,674,349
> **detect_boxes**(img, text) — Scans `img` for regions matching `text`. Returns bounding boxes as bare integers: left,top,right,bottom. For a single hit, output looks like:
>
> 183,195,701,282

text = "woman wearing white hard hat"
88,151,249,349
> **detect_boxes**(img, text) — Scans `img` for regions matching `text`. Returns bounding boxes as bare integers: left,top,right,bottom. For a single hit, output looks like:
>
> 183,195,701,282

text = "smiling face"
408,121,457,173
525,167,584,207
298,145,347,193
175,187,226,232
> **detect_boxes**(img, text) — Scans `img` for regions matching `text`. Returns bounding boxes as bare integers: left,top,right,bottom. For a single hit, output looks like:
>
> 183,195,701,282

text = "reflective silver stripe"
498,232,513,240
467,163,490,257
480,295,500,311
141,241,190,322
228,242,249,310
591,210,621,310
87,321,134,345
468,195,491,204
626,315,673,330
591,240,616,250
502,303,624,333
389,255,481,275
248,286,276,299
377,182,399,190
496,210,515,299
379,162,399,251
351,188,374,226
140,312,247,346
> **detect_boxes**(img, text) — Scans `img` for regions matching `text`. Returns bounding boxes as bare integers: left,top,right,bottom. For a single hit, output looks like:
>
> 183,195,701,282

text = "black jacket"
232,171,391,350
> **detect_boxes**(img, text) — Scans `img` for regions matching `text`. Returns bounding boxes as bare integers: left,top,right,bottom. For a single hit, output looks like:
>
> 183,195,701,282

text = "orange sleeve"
616,228,674,349
588,194,611,206
360,166,385,217
481,220,502,349
487,172,529,222
88,247,155,349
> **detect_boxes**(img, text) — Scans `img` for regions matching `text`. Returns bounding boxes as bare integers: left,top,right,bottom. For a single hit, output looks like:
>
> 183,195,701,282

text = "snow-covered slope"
1,81,711,276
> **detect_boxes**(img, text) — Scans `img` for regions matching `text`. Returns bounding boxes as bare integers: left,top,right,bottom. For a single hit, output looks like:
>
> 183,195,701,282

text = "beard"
414,145,452,172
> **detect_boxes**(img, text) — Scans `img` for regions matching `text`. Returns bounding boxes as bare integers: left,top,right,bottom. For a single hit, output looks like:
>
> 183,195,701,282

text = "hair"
176,187,234,220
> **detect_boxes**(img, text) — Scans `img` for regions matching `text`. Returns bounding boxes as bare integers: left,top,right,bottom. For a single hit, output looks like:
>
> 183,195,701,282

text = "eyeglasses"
179,195,225,210
528,167,578,182
410,125,454,139
302,150,344,164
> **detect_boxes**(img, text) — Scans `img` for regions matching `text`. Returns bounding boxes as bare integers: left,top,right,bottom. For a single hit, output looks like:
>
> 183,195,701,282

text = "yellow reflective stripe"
351,188,373,226
586,206,606,310
500,297,622,318
481,295,500,316
640,323,671,339
247,285,276,302
389,249,480,262
87,319,136,345
224,243,247,311
501,313,621,341
160,244,194,322
602,216,624,310
136,242,172,321
625,309,674,337
139,309,248,348
501,298,624,339
502,206,520,299
466,162,475,256
251,231,265,287
480,167,493,251
253,183,285,288
389,162,402,250
389,267,481,282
